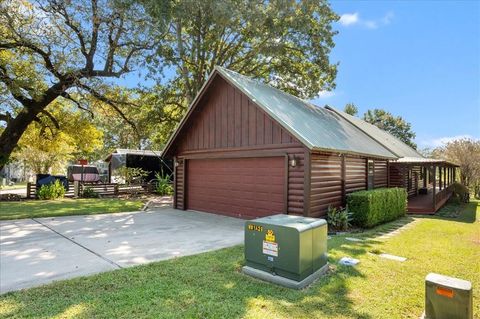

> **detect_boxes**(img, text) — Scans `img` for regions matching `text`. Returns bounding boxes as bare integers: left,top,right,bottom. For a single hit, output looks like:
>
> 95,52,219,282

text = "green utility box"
243,214,328,289
424,273,473,319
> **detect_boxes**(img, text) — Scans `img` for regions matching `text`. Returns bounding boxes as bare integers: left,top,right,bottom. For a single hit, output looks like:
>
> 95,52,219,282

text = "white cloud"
316,91,335,99
339,11,394,29
339,13,359,26
421,134,475,148
382,11,394,25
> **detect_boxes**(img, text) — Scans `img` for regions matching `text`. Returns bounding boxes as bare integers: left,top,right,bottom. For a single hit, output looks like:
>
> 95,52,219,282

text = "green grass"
1,201,478,319
0,198,145,220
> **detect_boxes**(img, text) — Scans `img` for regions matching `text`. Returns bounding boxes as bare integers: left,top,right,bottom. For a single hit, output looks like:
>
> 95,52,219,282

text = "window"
367,160,374,189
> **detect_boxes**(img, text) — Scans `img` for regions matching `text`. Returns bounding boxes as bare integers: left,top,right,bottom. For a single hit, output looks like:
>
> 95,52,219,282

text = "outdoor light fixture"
290,157,297,167
174,161,179,167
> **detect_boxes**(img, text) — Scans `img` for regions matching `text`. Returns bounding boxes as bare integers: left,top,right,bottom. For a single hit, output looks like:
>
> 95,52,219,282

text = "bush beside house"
347,188,407,228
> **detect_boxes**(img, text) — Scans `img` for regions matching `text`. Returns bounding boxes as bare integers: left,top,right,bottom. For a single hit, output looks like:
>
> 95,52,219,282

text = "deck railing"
434,184,454,210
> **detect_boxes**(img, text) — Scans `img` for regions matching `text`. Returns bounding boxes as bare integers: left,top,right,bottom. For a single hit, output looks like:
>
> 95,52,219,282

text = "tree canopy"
363,109,417,149
144,0,339,102
13,100,103,174
0,0,165,170
344,103,358,116
1,0,340,171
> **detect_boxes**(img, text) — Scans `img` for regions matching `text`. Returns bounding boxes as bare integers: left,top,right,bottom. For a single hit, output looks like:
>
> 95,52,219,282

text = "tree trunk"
0,108,43,171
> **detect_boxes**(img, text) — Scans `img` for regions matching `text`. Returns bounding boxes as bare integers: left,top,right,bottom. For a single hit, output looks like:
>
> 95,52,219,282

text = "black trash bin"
36,174,69,192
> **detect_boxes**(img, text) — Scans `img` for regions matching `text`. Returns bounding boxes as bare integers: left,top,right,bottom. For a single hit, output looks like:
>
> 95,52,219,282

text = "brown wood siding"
288,152,305,215
176,76,299,154
175,160,185,210
309,153,343,217
374,159,388,188
345,156,367,194
389,165,407,188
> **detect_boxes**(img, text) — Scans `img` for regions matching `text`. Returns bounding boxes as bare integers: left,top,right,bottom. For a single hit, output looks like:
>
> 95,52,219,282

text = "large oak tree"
0,0,166,170
144,0,339,104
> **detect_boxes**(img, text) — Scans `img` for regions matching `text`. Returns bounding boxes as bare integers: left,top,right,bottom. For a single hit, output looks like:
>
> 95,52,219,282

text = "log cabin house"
162,66,457,218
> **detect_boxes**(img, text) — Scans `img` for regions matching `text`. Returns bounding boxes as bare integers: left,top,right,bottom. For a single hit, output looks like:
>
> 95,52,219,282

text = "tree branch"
0,41,63,79
38,109,60,130
0,65,33,105
0,112,13,123
77,83,138,133
60,91,94,119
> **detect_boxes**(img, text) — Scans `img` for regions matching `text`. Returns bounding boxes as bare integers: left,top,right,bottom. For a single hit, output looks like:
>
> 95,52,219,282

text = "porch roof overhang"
391,157,459,167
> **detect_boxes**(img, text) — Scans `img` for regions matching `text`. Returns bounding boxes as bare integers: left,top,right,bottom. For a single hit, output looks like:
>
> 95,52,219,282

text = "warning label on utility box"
262,240,278,257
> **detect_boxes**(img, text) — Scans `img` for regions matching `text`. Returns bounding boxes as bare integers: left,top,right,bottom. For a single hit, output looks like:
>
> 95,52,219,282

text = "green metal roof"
325,106,424,158
216,66,397,159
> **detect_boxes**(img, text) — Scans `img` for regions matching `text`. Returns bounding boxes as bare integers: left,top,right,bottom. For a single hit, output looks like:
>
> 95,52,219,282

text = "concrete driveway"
0,209,244,293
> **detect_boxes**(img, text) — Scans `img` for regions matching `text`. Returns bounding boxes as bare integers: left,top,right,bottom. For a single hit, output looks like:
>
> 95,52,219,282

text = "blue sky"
312,0,480,149
120,0,479,149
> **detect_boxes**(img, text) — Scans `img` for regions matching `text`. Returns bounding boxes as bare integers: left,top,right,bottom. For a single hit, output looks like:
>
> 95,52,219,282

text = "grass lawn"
0,201,478,319
0,198,145,220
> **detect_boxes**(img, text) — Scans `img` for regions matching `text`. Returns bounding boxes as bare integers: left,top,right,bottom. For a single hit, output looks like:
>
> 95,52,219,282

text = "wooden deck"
407,187,453,214
408,193,435,214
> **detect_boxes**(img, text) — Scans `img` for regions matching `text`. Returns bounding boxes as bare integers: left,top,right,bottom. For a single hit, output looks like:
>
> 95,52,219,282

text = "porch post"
439,166,442,190
432,166,437,210
443,167,446,189
453,167,456,183
423,166,427,188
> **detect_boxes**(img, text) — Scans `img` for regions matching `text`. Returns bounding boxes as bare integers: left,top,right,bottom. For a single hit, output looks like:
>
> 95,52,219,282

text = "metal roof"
105,149,162,162
215,67,397,159
393,157,458,166
325,106,424,158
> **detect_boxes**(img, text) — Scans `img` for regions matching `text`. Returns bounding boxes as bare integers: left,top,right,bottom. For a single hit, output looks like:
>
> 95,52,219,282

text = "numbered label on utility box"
262,240,278,257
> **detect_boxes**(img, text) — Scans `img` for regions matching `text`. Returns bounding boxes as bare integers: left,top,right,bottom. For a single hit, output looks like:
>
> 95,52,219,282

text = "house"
162,66,456,218
105,149,173,183
327,108,458,213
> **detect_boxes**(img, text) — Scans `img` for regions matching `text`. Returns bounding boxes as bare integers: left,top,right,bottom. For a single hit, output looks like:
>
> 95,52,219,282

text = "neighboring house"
0,160,32,184
162,66,456,218
105,149,173,183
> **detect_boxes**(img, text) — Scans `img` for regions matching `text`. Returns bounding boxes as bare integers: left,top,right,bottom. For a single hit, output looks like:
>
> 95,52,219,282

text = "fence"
27,182,155,199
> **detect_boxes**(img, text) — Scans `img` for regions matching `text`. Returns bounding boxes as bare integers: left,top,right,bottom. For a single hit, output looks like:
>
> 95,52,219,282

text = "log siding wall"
308,153,390,217
345,156,367,194
174,159,185,210
373,159,388,188
309,153,343,217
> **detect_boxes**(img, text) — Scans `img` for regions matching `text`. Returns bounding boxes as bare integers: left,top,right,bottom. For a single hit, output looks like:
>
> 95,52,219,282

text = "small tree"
363,109,417,149
344,103,358,116
117,167,150,185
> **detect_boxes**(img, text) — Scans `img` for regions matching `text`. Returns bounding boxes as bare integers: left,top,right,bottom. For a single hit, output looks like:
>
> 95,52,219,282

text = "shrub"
117,167,150,185
346,188,407,228
82,186,99,198
451,182,469,203
154,172,173,196
37,180,65,200
327,206,352,231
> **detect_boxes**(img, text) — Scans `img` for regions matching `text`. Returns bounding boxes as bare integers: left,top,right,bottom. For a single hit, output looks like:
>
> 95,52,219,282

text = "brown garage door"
186,157,285,218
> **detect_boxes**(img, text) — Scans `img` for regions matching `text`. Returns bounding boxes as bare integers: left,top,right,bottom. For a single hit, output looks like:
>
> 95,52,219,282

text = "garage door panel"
186,157,285,218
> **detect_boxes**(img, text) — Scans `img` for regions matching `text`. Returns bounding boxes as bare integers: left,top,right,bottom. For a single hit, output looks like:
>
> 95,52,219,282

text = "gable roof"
163,66,397,159
325,106,424,158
